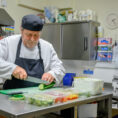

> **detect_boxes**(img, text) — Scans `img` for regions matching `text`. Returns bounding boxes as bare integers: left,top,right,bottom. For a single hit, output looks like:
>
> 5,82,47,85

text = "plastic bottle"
98,26,104,38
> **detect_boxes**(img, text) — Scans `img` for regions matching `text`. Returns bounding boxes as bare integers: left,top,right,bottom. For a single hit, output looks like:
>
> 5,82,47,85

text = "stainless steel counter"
0,92,112,118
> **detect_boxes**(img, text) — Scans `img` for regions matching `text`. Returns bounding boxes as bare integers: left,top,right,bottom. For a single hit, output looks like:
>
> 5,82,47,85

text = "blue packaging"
97,52,112,61
98,46,112,51
63,73,76,86
83,69,94,75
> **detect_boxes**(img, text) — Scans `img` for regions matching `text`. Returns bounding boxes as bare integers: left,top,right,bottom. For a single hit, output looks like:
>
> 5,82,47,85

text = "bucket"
63,73,76,86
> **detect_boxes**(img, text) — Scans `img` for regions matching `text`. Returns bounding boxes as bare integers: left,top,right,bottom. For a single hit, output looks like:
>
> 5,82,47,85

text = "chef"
0,14,65,89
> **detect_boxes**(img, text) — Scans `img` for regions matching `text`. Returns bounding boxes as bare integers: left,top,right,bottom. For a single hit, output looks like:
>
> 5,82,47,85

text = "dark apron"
3,38,44,89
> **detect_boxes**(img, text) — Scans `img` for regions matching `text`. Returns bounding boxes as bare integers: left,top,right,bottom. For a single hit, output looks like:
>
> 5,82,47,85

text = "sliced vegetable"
47,99,53,105
28,98,35,104
34,99,41,106
67,94,78,100
62,97,68,102
39,81,55,90
9,94,25,100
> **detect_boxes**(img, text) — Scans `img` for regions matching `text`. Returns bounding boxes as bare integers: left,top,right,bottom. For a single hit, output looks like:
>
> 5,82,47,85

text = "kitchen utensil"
26,76,49,84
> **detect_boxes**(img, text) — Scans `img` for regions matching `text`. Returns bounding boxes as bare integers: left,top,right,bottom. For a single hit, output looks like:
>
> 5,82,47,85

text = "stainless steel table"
0,92,112,118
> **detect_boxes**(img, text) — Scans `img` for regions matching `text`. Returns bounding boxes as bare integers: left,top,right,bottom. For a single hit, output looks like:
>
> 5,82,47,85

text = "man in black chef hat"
1,14,65,89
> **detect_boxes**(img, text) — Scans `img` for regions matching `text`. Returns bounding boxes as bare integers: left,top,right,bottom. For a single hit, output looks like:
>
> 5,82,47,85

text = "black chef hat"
21,14,44,31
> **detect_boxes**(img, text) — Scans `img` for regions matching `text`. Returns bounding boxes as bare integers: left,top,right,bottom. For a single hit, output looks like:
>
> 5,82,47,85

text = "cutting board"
0,87,60,95
0,87,39,95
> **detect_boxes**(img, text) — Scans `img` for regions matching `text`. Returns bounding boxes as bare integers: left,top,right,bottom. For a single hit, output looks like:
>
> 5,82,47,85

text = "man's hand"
12,66,27,80
42,73,55,83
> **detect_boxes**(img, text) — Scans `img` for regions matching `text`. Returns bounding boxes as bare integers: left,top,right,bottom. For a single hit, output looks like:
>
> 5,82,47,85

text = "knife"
6,91,25,95
25,76,49,84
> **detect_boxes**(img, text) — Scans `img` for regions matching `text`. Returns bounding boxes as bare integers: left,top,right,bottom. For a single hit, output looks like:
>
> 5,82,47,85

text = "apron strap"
38,42,42,60
16,37,22,59
16,37,42,59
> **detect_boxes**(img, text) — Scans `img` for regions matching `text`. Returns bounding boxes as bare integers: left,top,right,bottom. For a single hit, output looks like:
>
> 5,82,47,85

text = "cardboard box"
78,103,97,118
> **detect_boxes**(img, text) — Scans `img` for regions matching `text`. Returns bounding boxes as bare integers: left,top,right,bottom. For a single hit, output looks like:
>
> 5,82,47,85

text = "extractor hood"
0,8,14,26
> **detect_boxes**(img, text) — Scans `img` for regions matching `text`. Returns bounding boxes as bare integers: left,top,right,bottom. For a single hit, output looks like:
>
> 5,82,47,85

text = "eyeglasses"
23,32,40,40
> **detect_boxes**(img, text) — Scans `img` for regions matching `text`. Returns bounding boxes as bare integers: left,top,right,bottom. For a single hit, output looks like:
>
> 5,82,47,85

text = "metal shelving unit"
0,8,14,38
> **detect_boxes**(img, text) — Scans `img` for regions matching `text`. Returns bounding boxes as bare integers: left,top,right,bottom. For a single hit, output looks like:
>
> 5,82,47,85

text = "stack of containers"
5,26,14,36
97,26,112,61
24,88,79,107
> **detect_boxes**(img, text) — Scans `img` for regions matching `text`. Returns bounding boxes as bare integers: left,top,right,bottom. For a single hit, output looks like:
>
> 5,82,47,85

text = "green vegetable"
9,94,25,100
28,98,34,104
41,101,48,106
34,99,41,106
39,81,55,90
47,99,53,105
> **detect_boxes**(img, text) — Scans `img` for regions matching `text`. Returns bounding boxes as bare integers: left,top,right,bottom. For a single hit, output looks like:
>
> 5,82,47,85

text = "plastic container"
73,78,104,95
97,52,112,61
45,88,79,103
24,88,79,106
98,38,112,45
25,93,54,106
98,45,112,51
63,73,76,86
45,90,69,103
